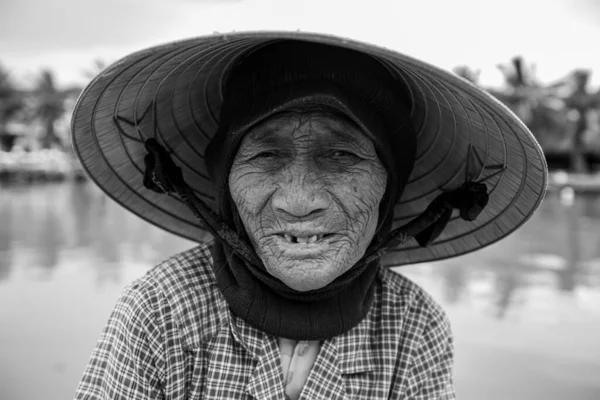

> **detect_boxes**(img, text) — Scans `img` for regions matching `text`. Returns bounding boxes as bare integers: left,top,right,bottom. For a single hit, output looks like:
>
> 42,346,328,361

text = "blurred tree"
32,69,66,149
495,57,542,123
0,64,24,151
491,56,569,152
452,65,480,85
82,58,108,81
563,70,600,173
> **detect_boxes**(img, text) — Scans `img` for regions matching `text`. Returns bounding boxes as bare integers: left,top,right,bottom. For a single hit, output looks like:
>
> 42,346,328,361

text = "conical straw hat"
71,31,547,266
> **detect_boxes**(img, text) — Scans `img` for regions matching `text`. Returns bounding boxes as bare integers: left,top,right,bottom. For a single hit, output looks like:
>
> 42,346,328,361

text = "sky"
1,0,600,89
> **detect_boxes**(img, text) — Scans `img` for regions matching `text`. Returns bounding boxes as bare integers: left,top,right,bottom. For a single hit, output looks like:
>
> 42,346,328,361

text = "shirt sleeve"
408,307,456,400
74,280,164,400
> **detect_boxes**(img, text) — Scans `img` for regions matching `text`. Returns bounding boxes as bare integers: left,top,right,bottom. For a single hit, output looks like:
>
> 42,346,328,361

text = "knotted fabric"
361,181,489,265
143,138,261,268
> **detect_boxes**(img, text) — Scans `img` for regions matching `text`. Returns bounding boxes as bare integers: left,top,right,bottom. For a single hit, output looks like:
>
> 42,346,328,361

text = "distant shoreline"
2,167,599,195
547,171,600,194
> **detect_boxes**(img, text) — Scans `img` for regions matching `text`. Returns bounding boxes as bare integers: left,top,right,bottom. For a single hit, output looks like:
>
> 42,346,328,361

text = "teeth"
297,236,309,244
282,234,321,244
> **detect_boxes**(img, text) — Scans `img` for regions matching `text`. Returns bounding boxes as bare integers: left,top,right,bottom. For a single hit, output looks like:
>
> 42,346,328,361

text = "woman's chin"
281,277,331,292
269,261,340,292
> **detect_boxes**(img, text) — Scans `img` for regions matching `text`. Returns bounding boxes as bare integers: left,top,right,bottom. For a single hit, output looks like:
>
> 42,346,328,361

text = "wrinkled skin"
228,110,387,292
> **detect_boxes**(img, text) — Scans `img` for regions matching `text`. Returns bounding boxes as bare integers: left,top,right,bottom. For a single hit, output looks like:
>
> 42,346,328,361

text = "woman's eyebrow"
325,128,369,147
246,127,290,148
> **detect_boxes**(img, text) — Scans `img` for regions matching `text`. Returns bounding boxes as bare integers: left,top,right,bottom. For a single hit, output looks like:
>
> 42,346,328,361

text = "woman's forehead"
241,112,374,148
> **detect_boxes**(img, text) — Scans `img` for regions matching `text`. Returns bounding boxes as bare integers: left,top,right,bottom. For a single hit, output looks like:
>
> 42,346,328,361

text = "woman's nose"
271,164,330,220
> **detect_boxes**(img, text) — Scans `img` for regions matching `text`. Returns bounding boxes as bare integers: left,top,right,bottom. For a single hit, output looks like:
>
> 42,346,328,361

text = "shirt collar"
228,309,363,400
228,310,266,360
335,304,378,374
227,284,381,375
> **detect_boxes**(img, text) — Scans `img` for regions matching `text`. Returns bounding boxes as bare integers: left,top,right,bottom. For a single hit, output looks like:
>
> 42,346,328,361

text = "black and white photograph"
1,1,599,399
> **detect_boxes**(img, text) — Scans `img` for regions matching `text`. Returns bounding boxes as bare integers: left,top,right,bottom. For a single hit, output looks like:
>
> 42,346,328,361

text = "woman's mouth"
270,232,337,258
278,233,334,244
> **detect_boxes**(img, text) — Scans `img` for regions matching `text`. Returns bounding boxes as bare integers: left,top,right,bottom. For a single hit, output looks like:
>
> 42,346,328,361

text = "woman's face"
228,111,387,292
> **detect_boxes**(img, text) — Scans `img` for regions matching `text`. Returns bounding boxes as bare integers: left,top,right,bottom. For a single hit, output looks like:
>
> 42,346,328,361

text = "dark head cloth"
204,40,417,340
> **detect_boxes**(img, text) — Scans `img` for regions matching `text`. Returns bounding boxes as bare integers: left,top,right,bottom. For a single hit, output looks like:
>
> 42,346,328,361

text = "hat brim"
71,31,547,267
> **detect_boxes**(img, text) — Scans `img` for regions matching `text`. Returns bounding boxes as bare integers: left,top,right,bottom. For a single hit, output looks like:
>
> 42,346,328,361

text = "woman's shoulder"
122,241,226,348
145,241,218,294
377,266,450,331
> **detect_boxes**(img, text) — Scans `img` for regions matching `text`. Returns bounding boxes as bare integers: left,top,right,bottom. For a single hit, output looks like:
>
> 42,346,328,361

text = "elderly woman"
72,32,547,399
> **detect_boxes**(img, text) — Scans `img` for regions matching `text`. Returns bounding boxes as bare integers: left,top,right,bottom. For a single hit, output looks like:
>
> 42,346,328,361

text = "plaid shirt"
74,242,455,399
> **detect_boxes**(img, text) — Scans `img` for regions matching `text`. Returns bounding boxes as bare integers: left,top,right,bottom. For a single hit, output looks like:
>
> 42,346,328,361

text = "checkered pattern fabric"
74,242,455,399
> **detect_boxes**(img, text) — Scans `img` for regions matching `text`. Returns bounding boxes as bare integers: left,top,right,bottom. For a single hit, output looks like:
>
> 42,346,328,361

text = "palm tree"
491,56,569,152
83,58,108,82
0,64,24,151
563,70,599,173
494,57,537,124
33,69,66,149
452,65,480,85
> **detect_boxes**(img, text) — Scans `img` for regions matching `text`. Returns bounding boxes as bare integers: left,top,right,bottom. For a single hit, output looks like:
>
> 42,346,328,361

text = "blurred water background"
3,0,600,399
0,181,599,400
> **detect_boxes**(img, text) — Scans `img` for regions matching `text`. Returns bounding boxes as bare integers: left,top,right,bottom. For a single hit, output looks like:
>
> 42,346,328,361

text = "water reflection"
397,190,600,321
441,263,468,305
0,202,12,281
1,182,599,311
1,182,599,400
0,182,195,286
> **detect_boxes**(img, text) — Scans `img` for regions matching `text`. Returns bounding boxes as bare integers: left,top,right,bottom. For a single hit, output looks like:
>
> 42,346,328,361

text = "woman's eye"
254,151,278,159
249,151,285,168
329,150,358,159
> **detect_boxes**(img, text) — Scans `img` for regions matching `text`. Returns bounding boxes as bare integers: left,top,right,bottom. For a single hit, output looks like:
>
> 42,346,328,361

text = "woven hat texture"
71,31,548,266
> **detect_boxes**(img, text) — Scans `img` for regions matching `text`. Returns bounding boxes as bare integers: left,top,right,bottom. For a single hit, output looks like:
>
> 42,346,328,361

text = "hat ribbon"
361,181,489,264
142,139,489,266
142,138,263,267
